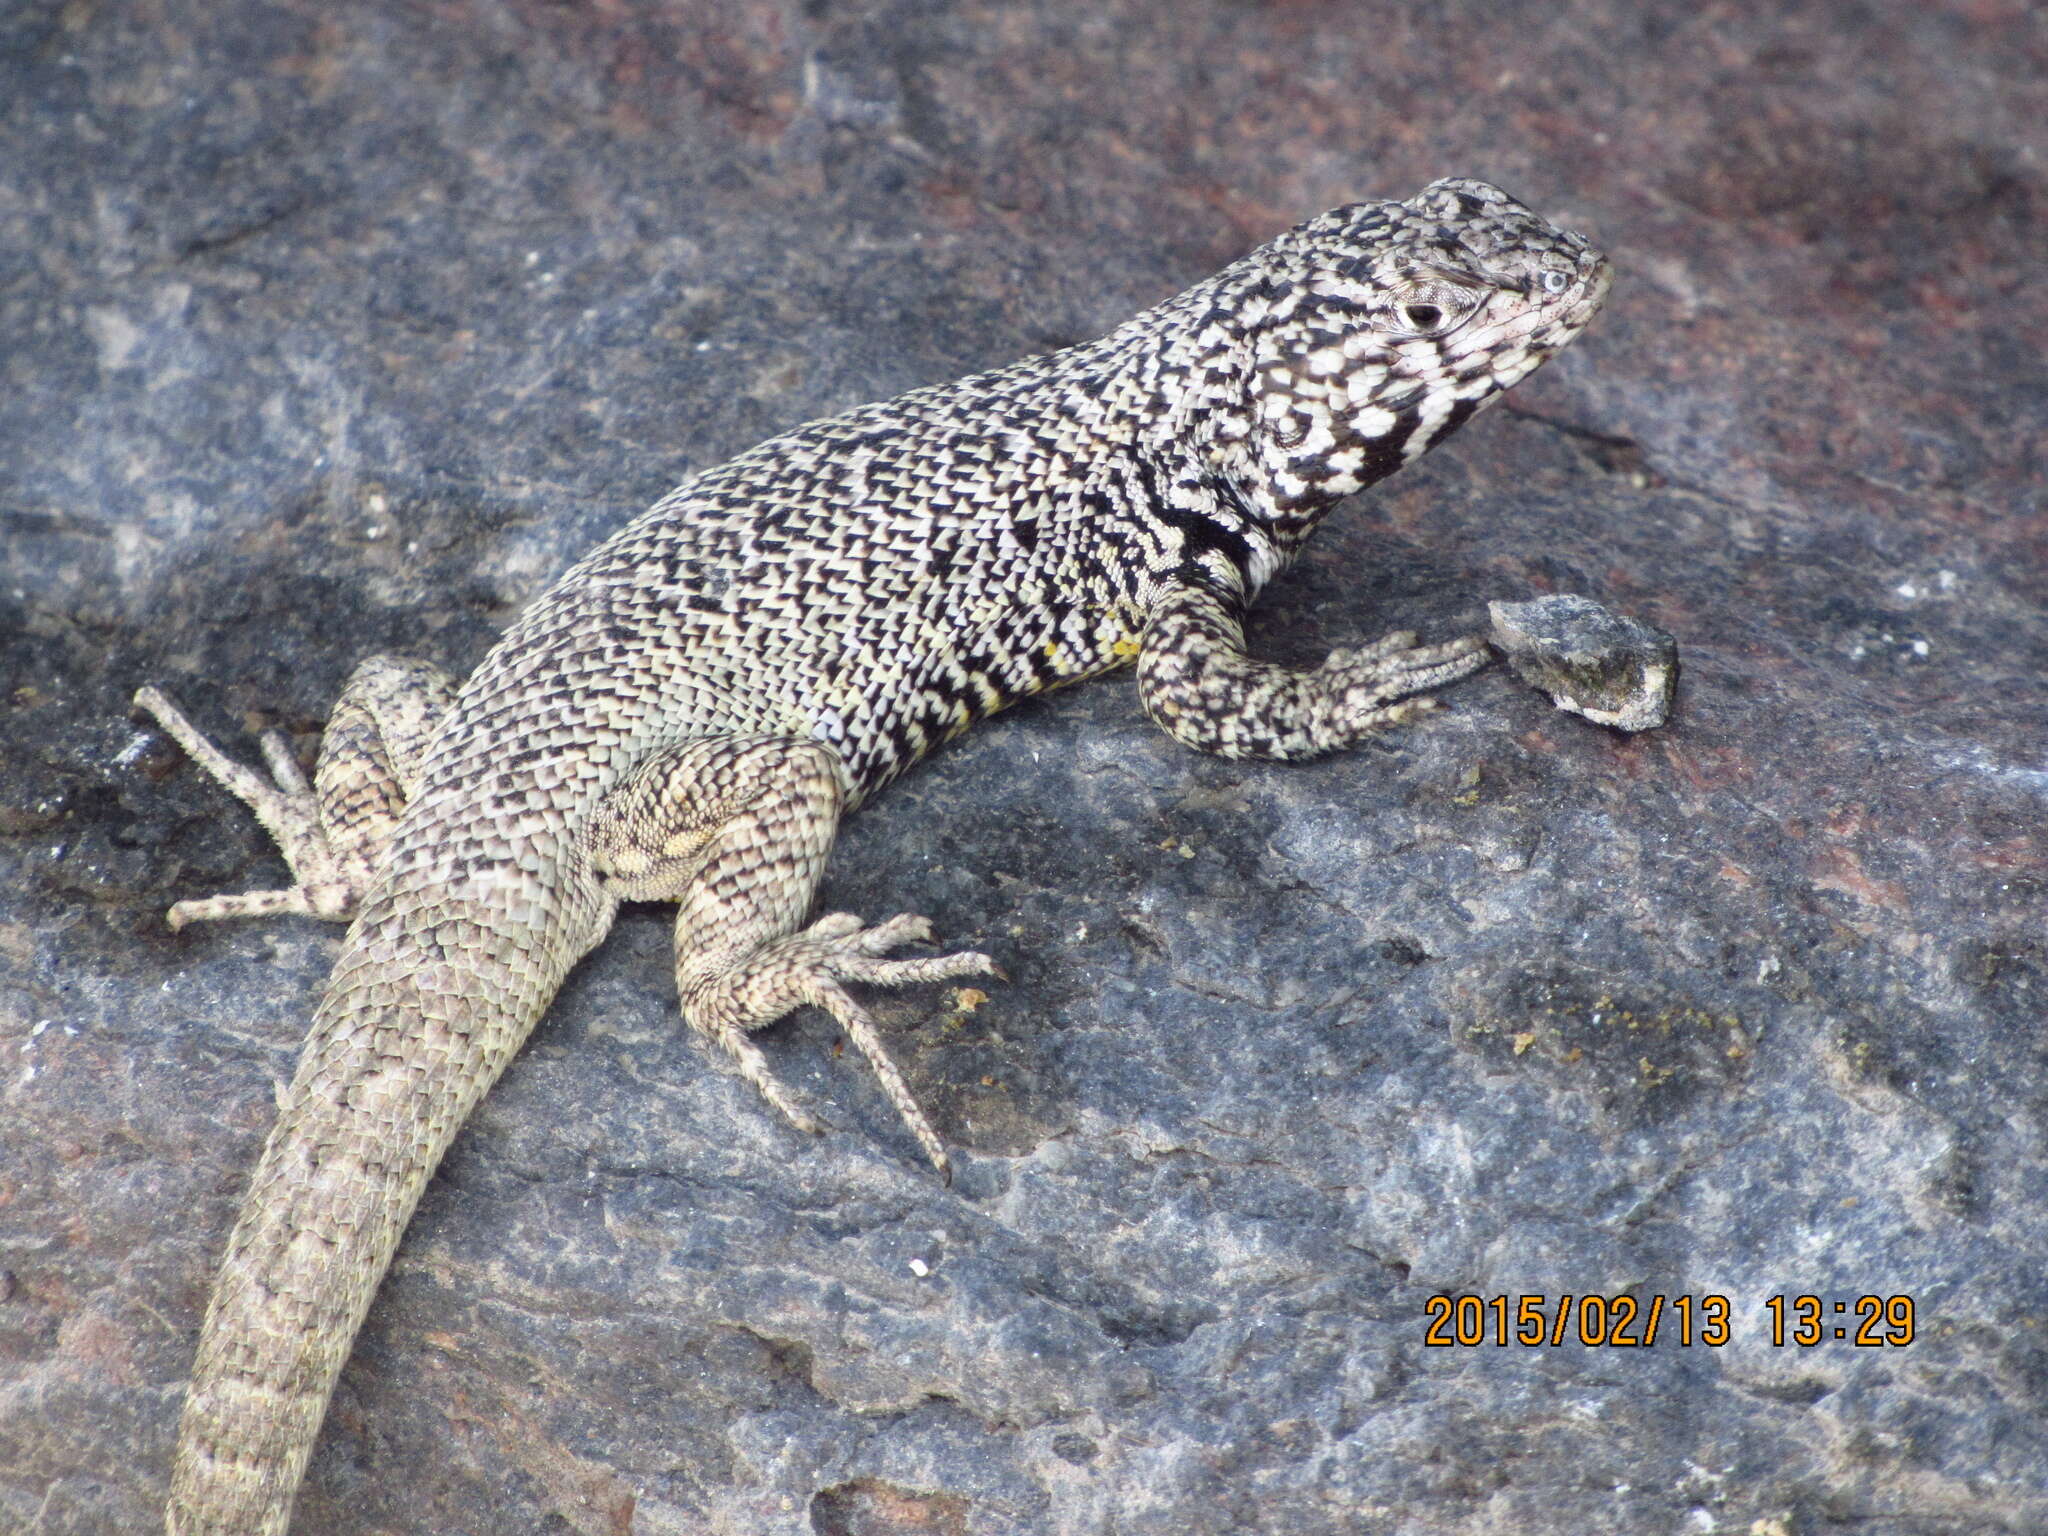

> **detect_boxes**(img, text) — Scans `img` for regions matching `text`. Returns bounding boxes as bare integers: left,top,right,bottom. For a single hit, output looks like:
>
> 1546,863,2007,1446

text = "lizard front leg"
134,655,457,927
588,734,997,1177
1136,577,1489,760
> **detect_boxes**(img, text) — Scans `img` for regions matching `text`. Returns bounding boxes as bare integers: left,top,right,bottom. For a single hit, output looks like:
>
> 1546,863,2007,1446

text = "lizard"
133,177,1612,1534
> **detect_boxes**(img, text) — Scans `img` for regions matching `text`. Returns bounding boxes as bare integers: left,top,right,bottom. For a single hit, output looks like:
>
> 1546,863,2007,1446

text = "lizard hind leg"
134,655,457,929
588,734,997,1177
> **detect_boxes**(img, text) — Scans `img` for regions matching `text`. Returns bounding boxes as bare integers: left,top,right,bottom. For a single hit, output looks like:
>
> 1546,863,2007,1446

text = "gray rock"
3,3,2045,1534
1488,593,1678,731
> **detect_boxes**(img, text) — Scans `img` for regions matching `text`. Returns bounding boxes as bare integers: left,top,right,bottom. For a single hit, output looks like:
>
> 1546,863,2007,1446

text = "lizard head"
1224,178,1612,522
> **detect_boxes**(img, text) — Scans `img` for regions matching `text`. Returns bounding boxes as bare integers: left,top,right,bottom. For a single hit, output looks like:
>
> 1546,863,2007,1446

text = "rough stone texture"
1489,594,1677,731
3,2,2044,1534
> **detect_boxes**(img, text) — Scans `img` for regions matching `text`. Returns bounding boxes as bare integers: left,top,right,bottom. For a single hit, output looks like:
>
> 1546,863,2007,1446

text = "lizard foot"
1317,630,1491,733
1138,584,1491,758
133,686,361,928
132,657,455,929
684,911,998,1178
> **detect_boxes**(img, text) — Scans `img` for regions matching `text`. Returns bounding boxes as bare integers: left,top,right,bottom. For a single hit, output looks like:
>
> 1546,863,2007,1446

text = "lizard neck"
1033,268,1313,606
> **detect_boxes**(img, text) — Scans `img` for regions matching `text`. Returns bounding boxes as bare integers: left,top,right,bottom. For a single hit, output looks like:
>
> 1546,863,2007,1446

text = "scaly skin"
139,179,1610,1532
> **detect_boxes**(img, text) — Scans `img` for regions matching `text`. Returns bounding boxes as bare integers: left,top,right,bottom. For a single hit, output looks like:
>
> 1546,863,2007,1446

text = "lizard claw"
682,913,997,1175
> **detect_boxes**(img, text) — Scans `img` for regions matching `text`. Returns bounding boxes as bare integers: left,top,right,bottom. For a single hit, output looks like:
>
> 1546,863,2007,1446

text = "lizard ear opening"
1387,277,1481,339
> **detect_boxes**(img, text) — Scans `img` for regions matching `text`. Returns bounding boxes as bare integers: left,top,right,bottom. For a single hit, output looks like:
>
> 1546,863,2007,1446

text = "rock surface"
1488,594,1677,731
3,3,2044,1534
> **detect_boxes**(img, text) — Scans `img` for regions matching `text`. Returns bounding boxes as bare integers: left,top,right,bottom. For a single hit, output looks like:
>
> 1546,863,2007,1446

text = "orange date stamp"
1422,1293,1916,1348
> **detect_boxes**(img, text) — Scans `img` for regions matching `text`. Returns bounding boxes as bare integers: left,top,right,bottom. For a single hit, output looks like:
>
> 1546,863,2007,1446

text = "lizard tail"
166,905,574,1535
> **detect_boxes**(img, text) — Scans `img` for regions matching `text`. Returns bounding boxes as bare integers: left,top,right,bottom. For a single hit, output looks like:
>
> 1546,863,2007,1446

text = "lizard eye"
1389,280,1472,337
